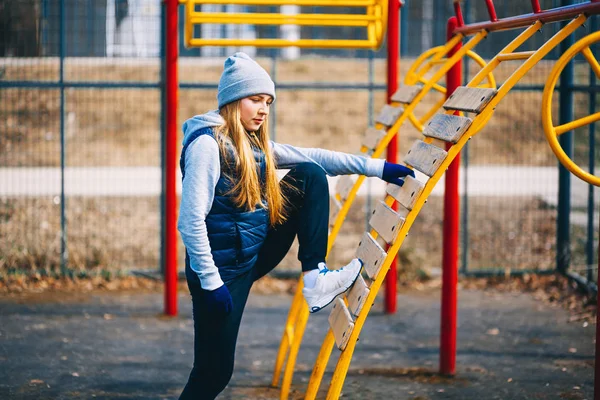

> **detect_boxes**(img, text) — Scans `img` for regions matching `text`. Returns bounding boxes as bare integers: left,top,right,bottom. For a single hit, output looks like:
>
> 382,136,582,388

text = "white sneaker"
302,258,363,313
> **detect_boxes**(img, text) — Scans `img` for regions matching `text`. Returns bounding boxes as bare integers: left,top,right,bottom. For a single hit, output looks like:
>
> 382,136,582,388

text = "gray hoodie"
178,111,385,290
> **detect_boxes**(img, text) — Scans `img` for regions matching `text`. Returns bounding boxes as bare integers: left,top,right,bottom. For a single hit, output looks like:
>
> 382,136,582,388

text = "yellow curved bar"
542,30,600,187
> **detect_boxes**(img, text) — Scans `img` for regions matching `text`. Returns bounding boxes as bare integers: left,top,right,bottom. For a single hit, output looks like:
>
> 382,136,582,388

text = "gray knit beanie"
217,52,276,109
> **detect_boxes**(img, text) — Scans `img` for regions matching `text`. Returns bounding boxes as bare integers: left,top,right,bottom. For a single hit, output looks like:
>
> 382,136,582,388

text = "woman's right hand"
205,284,233,315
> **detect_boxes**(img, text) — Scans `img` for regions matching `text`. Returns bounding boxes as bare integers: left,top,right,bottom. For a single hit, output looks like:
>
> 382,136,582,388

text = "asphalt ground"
0,285,595,400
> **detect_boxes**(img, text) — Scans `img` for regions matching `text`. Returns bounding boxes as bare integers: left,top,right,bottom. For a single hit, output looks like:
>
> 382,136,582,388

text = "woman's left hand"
381,161,415,186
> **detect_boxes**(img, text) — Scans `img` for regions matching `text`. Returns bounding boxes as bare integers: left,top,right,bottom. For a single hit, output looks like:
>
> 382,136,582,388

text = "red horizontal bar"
454,2,600,36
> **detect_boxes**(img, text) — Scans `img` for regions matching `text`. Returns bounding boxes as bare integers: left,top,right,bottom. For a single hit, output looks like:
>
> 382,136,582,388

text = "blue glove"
381,161,415,187
205,284,233,315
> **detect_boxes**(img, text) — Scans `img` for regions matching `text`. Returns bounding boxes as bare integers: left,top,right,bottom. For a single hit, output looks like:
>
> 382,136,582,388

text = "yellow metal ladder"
302,14,590,400
272,27,496,400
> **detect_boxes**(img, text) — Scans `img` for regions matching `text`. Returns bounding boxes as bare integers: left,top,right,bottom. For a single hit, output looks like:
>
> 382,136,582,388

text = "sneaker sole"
308,265,362,314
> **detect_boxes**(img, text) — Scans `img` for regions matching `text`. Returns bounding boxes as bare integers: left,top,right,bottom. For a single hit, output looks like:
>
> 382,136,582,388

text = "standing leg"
253,162,330,281
180,261,254,400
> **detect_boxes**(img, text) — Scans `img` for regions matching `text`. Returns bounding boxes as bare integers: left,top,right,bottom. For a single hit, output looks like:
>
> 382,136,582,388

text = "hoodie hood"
182,110,224,146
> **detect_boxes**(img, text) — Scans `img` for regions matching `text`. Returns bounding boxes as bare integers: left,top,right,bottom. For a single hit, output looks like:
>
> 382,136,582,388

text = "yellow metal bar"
189,38,379,48
323,15,589,400
271,280,304,387
279,308,309,400
496,51,536,61
470,21,542,87
189,0,376,5
543,30,600,187
417,75,446,93
190,12,376,26
555,112,600,136
413,35,464,79
582,46,600,79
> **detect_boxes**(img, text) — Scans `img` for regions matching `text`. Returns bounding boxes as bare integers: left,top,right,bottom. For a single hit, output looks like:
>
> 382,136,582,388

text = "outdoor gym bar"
455,0,600,35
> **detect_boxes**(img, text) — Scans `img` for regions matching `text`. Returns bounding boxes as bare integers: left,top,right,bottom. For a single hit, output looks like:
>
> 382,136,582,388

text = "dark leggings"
179,162,329,399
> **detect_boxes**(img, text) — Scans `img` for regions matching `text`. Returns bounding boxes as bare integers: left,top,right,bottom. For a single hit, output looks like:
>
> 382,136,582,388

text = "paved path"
0,286,594,399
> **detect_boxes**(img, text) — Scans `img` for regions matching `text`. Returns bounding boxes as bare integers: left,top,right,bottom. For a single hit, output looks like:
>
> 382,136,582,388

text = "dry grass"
0,57,596,276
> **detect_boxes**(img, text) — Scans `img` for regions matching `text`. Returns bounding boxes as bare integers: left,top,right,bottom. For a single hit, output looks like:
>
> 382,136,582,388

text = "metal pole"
384,0,401,315
531,0,542,13
484,0,498,22
460,0,471,274
440,16,461,377
556,0,574,275
59,0,68,276
164,0,179,316
159,0,167,278
586,16,597,284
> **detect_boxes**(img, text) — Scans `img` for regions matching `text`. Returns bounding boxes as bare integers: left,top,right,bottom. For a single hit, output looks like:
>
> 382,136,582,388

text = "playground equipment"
272,2,600,399
541,28,600,400
166,0,600,398
181,0,388,49
271,18,497,399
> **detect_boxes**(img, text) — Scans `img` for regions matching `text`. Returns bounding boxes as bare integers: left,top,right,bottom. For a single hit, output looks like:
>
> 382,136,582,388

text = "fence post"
556,0,574,275
440,15,461,377
59,0,68,276
164,0,179,316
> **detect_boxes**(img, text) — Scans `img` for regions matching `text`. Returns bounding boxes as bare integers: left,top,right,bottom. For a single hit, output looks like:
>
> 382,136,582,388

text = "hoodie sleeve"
177,135,224,290
270,141,385,178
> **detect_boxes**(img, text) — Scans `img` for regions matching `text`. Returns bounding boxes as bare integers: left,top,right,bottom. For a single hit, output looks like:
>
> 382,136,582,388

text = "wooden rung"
391,85,421,104
423,113,473,144
361,127,387,151
328,298,354,351
347,274,369,317
329,196,342,226
375,105,403,127
443,86,497,113
355,232,387,280
368,201,405,244
404,140,448,177
386,175,425,211
335,175,355,201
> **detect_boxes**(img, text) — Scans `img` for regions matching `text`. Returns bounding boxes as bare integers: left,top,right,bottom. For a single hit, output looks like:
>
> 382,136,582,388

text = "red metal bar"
453,1,464,27
454,2,600,36
484,0,498,22
164,0,179,317
384,0,401,315
440,16,461,376
531,0,542,14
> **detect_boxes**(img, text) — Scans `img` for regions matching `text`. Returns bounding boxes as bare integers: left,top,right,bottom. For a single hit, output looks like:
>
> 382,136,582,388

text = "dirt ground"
0,274,595,400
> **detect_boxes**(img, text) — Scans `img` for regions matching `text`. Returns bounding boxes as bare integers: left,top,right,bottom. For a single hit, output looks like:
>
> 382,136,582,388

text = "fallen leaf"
486,328,500,336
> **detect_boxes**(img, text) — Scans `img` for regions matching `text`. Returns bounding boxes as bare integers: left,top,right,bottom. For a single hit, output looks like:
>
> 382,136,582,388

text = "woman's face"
239,94,273,132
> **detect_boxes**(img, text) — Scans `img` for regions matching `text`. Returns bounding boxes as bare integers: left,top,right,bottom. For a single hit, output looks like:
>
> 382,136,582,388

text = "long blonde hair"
215,100,289,226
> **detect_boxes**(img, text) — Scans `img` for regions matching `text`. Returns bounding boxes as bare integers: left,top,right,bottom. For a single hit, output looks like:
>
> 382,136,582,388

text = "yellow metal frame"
305,15,588,400
542,30,600,187
271,30,495,400
181,0,387,49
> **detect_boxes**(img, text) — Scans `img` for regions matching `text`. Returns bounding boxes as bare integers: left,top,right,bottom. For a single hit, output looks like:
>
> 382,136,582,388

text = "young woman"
177,52,414,399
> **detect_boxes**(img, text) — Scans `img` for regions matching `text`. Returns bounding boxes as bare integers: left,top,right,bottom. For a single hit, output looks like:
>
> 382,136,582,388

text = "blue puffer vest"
180,127,269,284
